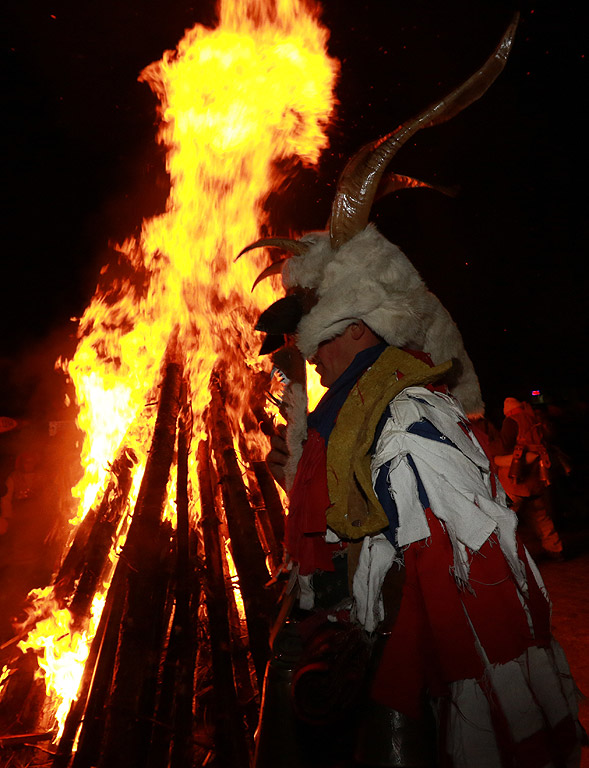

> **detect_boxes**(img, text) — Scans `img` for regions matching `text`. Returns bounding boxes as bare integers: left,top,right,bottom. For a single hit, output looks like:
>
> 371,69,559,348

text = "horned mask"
239,15,519,419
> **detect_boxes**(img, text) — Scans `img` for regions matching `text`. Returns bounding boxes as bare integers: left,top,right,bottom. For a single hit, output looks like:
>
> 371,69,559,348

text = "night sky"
2,0,587,424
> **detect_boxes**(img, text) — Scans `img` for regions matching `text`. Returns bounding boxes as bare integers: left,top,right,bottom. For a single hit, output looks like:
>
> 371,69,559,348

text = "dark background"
2,0,587,426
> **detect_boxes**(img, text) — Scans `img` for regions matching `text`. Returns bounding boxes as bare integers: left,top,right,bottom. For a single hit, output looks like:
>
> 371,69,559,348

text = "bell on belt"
508,445,526,482
539,452,552,486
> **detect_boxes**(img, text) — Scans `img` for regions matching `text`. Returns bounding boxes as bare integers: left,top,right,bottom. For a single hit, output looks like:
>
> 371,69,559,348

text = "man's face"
309,328,358,388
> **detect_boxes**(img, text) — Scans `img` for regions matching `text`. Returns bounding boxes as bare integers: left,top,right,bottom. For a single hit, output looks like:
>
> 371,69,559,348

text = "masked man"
242,16,583,768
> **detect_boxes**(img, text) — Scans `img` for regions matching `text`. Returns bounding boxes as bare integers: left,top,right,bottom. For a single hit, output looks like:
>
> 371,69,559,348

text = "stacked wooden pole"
53,352,187,768
0,449,137,744
96,356,183,768
0,353,287,768
53,448,137,608
198,437,251,768
208,377,275,686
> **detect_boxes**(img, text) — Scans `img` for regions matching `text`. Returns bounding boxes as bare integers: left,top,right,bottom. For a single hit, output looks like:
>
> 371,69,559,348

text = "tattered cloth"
372,510,581,767
286,346,451,574
367,388,582,767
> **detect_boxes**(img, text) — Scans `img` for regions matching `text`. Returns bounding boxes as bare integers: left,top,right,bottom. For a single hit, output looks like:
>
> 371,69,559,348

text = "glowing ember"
225,539,247,620
0,665,10,695
16,0,338,743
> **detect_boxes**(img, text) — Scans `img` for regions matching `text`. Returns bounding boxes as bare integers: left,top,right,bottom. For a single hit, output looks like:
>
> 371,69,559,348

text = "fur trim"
284,225,484,417
282,232,333,290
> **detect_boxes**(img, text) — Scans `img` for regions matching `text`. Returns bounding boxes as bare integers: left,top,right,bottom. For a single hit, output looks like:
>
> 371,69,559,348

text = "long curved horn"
251,259,288,291
329,13,519,250
235,237,309,261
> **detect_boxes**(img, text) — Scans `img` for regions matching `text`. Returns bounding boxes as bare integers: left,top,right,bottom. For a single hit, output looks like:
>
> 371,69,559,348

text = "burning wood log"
247,392,287,553
198,437,251,768
0,447,138,762
68,449,136,625
2,361,285,767
208,377,273,685
252,460,285,550
68,560,127,768
52,557,127,768
235,406,283,573
168,386,195,768
0,649,44,736
175,385,192,622
240,468,279,575
218,510,261,753
0,730,54,747
134,521,176,767
90,542,175,768
95,355,183,768
171,527,201,768
53,449,136,606
65,382,184,768
147,387,197,768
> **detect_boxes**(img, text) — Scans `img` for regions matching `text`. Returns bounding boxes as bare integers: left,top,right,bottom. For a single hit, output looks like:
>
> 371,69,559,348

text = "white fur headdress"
284,225,484,416
239,15,519,420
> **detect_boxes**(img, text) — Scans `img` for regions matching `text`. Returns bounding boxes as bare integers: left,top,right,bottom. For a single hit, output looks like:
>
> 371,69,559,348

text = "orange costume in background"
491,398,563,559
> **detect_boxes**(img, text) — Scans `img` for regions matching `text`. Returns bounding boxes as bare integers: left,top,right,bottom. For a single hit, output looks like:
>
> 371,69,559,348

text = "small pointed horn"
236,238,309,261
376,173,460,200
255,294,304,335
251,259,288,292
329,13,519,250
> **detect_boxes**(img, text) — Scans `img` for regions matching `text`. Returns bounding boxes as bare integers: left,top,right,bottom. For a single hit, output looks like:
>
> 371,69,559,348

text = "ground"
538,540,589,767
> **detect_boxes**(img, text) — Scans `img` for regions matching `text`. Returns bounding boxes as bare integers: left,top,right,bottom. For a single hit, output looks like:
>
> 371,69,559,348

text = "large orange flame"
19,0,338,741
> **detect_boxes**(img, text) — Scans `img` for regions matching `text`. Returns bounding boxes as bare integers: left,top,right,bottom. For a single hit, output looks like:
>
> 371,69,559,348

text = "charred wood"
68,562,126,768
209,379,271,685
0,730,54,747
198,438,251,768
54,450,136,605
52,557,125,768
191,614,216,767
97,538,175,768
252,461,285,551
135,523,176,768
233,414,280,573
221,524,260,756
245,468,282,574
169,393,197,768
0,650,41,735
96,358,182,768
52,509,97,604
68,450,136,626
126,360,183,552
148,391,194,768
175,385,192,624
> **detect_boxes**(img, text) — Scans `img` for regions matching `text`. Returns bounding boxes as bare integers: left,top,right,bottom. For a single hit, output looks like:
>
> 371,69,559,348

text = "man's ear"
349,321,365,341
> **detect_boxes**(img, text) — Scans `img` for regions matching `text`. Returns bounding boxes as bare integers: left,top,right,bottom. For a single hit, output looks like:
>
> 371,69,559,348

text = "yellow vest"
325,347,453,540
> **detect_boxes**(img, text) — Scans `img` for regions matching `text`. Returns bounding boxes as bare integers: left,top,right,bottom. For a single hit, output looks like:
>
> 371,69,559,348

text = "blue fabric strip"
307,341,387,443
375,461,398,545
